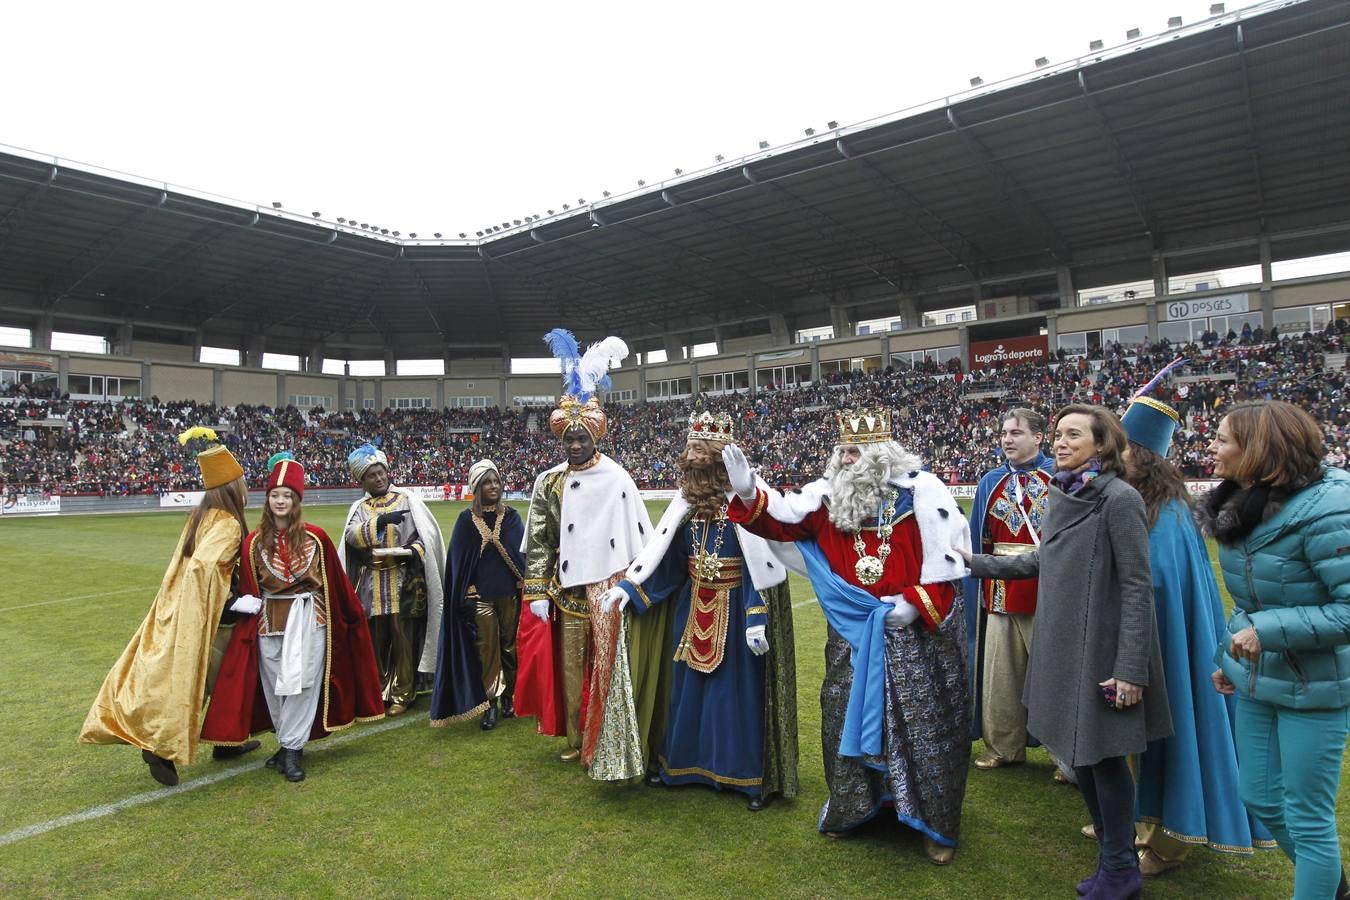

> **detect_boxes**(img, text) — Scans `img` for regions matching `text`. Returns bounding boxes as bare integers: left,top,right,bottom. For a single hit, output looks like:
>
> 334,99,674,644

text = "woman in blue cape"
1120,395,1274,878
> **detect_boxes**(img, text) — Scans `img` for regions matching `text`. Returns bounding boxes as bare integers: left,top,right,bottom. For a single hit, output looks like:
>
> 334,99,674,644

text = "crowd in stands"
2,322,1346,498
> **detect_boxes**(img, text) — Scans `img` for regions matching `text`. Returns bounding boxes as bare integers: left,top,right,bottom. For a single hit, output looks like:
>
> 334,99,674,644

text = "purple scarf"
1052,458,1102,495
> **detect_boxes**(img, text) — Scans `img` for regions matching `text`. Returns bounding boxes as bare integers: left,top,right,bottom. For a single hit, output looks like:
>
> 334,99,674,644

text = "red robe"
201,524,385,744
728,488,956,631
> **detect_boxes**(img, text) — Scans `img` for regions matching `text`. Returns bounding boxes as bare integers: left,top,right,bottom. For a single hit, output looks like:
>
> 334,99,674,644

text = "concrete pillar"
637,362,648,402
384,348,397,377
305,339,325,373
958,325,970,371
1151,252,1168,299
768,313,792,347
662,332,686,361
374,380,384,410
242,332,264,369
499,376,507,410
192,329,204,363
141,361,152,399
338,376,348,410
1057,265,1076,309
1145,301,1159,345
829,305,852,339
34,312,53,351
690,358,701,395
880,333,892,369
713,324,729,354
113,321,134,356
436,377,446,410
1259,234,1275,330
898,293,920,330
277,372,287,408
57,353,70,394
746,352,756,396
212,368,224,407
1045,311,1059,354
809,343,821,383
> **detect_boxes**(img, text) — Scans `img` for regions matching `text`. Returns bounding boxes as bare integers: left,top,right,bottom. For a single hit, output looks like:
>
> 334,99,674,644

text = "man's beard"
678,453,731,518
824,442,922,533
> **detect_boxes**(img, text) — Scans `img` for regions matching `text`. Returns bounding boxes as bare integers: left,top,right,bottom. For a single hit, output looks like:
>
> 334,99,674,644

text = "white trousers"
258,620,327,750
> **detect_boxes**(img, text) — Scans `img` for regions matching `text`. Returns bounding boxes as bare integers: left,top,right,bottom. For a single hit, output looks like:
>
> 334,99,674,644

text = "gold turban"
197,445,244,490
548,395,608,441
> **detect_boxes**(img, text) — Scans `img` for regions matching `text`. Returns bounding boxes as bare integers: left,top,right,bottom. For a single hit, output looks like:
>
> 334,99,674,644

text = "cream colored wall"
153,364,214,402
819,336,883,361
1272,277,1350,308
69,358,142,377
1057,303,1151,331
287,375,340,396
131,340,194,362
890,329,958,352
221,370,276,405
384,379,436,399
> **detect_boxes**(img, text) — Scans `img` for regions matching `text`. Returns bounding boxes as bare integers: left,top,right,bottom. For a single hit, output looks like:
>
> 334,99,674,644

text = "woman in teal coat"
1202,400,1350,900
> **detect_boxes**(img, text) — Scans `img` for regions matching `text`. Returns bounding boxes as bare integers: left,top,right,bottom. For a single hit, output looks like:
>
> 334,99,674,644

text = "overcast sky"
2,0,1273,240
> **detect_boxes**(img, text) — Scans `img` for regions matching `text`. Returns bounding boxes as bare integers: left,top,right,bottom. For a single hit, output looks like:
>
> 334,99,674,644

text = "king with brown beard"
599,411,799,810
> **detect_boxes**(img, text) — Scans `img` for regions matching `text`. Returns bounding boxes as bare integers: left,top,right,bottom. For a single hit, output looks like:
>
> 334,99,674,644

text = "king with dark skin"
564,426,596,468
361,463,406,532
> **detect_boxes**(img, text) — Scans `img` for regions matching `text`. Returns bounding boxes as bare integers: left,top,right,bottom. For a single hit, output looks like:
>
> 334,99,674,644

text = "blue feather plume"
1131,355,1188,400
543,328,583,396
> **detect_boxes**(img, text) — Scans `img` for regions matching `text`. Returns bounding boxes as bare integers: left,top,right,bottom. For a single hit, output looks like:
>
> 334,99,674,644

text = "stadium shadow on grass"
0,502,1317,896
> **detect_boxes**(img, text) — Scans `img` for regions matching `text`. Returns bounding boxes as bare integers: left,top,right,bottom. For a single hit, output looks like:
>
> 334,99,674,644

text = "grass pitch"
0,501,1329,897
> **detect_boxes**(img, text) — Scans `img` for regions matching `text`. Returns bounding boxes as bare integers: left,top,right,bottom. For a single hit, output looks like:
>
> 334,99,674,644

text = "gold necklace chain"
853,490,898,586
691,504,729,582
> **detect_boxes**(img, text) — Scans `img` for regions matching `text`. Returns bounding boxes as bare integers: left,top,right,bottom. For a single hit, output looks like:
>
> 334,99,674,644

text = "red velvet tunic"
977,470,1048,616
728,487,955,631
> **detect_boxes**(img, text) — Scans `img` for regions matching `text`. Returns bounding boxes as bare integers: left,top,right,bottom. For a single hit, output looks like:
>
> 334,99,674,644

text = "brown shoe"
923,837,955,865
1053,767,1073,784
1080,824,1097,840
973,751,1008,770
1138,848,1183,877
559,748,581,762
386,702,408,717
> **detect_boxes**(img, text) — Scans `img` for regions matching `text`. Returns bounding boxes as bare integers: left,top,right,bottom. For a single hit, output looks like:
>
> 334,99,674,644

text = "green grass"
0,501,1332,897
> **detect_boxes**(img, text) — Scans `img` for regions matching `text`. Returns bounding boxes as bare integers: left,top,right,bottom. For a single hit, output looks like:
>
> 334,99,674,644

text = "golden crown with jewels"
836,408,892,445
687,410,735,443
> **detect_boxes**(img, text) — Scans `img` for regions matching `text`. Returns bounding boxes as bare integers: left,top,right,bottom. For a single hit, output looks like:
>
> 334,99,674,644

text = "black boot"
747,794,772,812
280,748,305,782
141,749,179,787
480,701,500,731
500,693,515,719
1337,868,1349,900
212,740,262,761
264,748,284,770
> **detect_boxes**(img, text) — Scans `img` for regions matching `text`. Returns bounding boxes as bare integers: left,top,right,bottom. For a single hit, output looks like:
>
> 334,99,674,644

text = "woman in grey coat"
959,404,1172,900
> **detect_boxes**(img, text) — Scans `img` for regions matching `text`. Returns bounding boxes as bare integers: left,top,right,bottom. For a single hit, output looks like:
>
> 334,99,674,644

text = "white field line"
0,586,145,613
0,714,421,848
792,596,818,608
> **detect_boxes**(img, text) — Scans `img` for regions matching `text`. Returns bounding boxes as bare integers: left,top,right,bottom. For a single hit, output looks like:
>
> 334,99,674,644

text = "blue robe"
1135,498,1274,852
619,520,768,798
963,451,1053,741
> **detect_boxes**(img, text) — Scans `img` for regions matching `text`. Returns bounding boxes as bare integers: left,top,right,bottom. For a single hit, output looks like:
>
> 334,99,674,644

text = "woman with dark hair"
959,404,1171,899
81,432,259,786
1203,400,1350,900
1117,397,1272,877
201,453,385,783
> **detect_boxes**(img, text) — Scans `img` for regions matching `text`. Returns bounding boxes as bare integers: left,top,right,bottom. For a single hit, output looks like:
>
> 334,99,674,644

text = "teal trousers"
1236,696,1350,899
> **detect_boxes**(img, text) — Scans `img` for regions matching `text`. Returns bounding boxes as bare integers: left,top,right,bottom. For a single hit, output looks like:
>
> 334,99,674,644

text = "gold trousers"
205,624,235,699
560,613,591,751
475,595,520,701
370,612,416,709
981,610,1035,761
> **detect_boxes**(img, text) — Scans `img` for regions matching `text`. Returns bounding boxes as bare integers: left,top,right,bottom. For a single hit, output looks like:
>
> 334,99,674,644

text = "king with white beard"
724,408,973,865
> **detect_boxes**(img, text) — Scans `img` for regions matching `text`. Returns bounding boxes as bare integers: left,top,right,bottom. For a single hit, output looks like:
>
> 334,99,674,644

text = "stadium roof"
1,0,1348,359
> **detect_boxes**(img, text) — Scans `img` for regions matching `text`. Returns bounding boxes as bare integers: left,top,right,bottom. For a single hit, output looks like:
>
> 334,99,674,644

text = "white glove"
529,599,550,622
883,595,920,627
230,594,262,615
745,625,769,656
721,444,757,502
598,586,629,614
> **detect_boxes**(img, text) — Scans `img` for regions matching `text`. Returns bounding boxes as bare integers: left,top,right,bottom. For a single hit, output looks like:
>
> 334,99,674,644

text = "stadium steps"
526,411,539,432
1328,352,1347,370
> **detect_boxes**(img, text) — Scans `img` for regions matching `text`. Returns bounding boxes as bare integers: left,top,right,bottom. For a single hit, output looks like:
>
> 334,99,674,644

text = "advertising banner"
159,491,205,508
1,493,61,515
967,334,1049,369
1163,294,1249,321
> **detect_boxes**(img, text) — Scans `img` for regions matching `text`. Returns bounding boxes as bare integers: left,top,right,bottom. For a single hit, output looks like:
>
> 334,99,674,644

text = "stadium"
1,0,1348,896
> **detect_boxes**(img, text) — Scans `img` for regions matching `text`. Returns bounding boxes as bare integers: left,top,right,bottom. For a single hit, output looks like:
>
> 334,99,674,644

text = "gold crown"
687,410,735,443
836,409,892,445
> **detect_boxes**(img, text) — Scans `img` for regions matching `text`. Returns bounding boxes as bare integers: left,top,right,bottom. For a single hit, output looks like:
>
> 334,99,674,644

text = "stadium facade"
1,0,1348,410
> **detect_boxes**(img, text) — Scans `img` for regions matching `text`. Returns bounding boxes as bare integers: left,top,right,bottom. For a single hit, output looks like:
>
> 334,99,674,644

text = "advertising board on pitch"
967,334,1049,369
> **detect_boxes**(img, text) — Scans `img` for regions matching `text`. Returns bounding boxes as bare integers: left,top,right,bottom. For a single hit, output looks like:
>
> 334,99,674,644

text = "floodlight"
674,168,682,175
804,128,815,136
476,231,484,237
562,204,570,210
970,76,983,87
578,198,585,204
1168,15,1182,27
1035,57,1049,67
408,232,416,238
637,180,645,187
311,211,321,218
1210,3,1224,13
1127,27,1141,38
602,190,611,197
271,201,283,209
827,121,838,129
758,140,769,149
714,155,724,162
337,217,346,223
1089,39,1103,50
392,231,400,237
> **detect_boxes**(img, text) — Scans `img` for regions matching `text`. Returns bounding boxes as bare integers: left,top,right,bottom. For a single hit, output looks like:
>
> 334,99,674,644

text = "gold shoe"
923,837,955,866
973,751,1007,770
559,748,581,762
1080,824,1097,840
386,702,407,717
1053,768,1072,784
1138,848,1183,877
